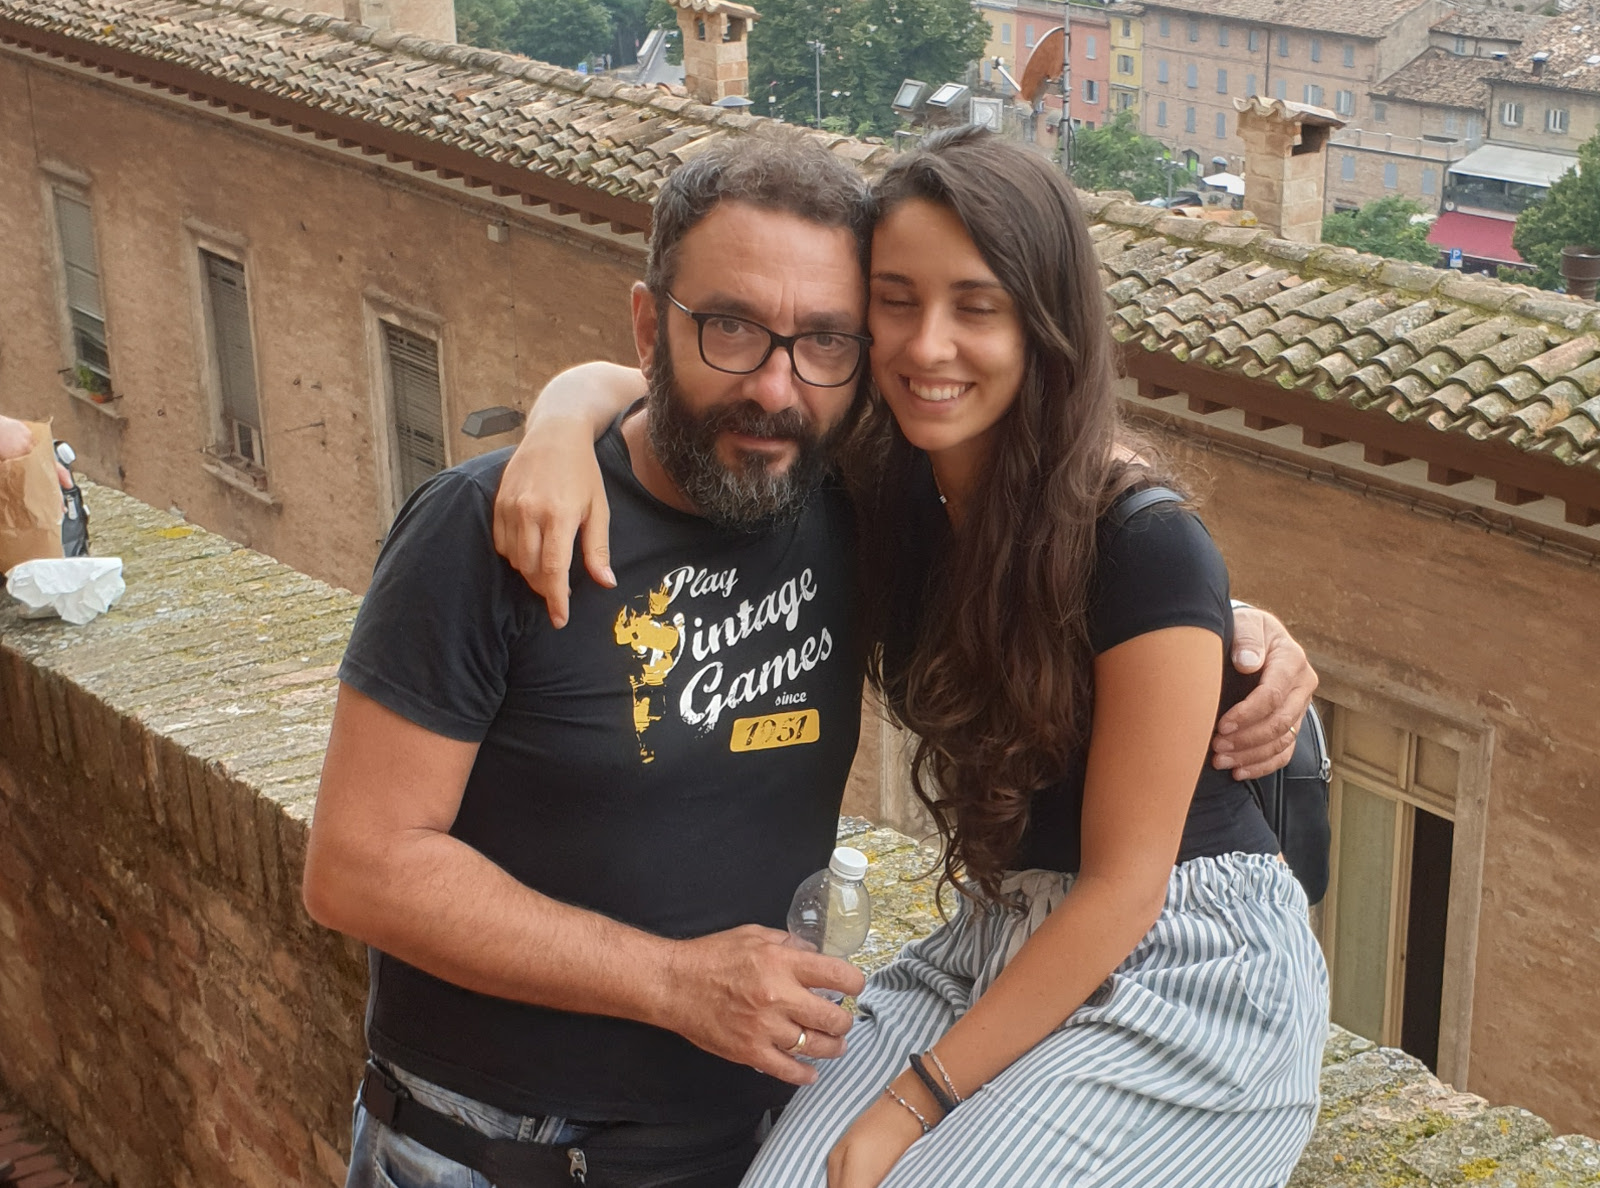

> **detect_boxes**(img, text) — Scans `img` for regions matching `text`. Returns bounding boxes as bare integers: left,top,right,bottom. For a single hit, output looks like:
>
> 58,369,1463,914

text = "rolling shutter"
384,323,446,499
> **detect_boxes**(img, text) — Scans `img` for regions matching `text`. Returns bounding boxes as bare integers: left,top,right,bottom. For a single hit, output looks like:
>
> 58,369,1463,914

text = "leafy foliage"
1508,133,1597,289
457,0,617,68
1321,196,1438,264
750,0,989,135
1069,112,1197,201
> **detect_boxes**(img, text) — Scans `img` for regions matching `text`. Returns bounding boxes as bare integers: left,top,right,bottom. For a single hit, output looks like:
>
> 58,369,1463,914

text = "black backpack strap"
1105,485,1184,532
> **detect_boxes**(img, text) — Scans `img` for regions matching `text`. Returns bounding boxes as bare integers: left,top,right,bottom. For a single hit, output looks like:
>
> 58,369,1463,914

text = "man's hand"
492,416,613,627
0,415,34,462
1212,607,1318,781
655,924,864,1087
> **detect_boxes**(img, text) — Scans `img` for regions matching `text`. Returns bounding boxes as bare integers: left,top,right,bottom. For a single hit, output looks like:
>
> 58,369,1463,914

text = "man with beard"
305,134,880,1188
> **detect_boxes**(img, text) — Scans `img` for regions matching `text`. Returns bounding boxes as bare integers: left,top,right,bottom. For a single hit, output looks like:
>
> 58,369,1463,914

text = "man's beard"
646,335,843,533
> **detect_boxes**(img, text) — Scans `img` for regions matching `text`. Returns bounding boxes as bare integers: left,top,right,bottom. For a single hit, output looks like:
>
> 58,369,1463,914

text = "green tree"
1069,112,1196,201
1321,196,1438,264
750,0,989,135
1508,132,1597,289
503,0,615,68
455,0,521,49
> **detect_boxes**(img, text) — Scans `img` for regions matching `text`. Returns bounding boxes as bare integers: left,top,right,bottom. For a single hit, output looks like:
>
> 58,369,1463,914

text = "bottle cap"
829,846,867,881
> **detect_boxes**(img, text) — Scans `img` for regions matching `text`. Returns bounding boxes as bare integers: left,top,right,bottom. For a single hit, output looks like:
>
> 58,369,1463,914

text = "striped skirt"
740,852,1329,1188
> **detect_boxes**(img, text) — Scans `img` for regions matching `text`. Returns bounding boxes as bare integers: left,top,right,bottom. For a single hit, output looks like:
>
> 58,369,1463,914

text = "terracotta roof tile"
1139,0,1429,39
1432,4,1547,41
1088,201,1600,474
0,0,886,209
1488,4,1600,97
1371,46,1492,110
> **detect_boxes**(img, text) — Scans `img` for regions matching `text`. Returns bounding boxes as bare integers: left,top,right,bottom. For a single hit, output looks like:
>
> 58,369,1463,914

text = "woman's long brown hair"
849,126,1161,901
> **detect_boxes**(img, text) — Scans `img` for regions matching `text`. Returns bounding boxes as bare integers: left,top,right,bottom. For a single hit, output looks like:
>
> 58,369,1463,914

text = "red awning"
1427,211,1523,265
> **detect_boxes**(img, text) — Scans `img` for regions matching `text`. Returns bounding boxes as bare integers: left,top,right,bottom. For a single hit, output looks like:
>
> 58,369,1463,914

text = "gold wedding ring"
786,1028,808,1055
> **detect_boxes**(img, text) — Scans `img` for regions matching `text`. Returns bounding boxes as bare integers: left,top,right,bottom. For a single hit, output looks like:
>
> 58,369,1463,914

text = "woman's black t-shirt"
887,462,1280,873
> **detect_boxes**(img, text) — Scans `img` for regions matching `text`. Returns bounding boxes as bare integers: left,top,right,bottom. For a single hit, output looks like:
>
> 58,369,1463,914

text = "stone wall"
0,484,366,1188
3,483,1598,1187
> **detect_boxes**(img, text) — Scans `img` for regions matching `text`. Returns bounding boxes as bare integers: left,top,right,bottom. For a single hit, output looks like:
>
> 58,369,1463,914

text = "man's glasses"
665,293,871,388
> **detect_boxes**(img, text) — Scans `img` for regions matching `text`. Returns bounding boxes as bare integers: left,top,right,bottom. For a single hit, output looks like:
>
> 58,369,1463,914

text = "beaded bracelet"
882,1086,932,1134
925,1048,964,1105
907,1052,959,1115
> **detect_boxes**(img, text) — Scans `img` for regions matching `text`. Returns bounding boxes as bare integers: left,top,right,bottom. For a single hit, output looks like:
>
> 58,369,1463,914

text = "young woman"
502,128,1328,1188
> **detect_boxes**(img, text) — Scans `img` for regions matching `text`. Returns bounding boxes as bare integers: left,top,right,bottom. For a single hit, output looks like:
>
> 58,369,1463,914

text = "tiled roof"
1135,0,1432,40
0,0,881,214
1489,3,1600,96
1083,194,1600,475
1431,4,1547,42
1372,46,1492,109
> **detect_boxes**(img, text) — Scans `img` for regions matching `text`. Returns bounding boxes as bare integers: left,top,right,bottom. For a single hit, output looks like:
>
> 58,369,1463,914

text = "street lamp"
807,39,825,127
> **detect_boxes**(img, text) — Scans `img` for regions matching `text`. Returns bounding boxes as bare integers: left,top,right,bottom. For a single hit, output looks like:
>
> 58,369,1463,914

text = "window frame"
1187,18,1199,42
1185,104,1196,133
1157,99,1168,126
1215,110,1227,137
1118,53,1134,76
1248,27,1261,52
1277,32,1290,57
1310,36,1322,62
1344,42,1356,67
44,174,113,399
1159,14,1169,37
1186,61,1198,89
1157,58,1170,84
1341,153,1356,182
1546,107,1569,134
1217,67,1229,93
1501,100,1523,127
1336,89,1355,116
1218,24,1230,47
1383,160,1399,189
1086,33,1096,59
186,220,270,490
364,293,453,524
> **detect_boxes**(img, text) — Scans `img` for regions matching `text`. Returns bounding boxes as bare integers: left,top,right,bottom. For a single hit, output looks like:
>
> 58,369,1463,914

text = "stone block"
1401,1107,1554,1183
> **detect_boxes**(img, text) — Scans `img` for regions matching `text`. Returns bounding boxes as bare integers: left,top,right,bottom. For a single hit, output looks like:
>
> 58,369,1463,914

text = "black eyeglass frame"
664,292,872,388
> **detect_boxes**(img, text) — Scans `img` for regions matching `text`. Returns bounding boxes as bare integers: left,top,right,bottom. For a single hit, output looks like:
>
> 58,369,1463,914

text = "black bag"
1105,487,1332,905
54,441,89,558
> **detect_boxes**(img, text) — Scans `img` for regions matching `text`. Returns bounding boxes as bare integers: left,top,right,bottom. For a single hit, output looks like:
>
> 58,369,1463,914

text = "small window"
1274,77,1288,100
1336,89,1354,115
694,18,705,39
201,251,263,469
1246,72,1258,96
1310,37,1322,62
1025,23,1036,47
53,193,111,396
1248,28,1261,52
1547,107,1569,133
383,323,448,501
1444,113,1459,134
1122,18,1132,37
1084,79,1099,103
1216,111,1227,137
1159,14,1170,36
1188,19,1199,42
1219,24,1230,47
1117,89,1134,110
1384,161,1399,189
1218,68,1229,93
1185,105,1197,133
1001,22,1011,44
1344,42,1356,67
1422,167,1438,195
1304,84,1324,106
1086,34,1097,58
1501,101,1522,127
1186,62,1198,88
1118,54,1134,75
1278,33,1289,57
1158,58,1170,83
1157,99,1168,126
1341,154,1356,181
1454,34,1466,53
1374,101,1388,122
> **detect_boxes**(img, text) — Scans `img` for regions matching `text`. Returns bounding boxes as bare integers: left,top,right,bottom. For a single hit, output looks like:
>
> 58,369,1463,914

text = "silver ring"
785,1028,807,1055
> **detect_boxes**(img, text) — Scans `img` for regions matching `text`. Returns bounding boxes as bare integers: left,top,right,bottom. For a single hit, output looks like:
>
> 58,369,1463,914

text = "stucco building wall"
0,54,641,593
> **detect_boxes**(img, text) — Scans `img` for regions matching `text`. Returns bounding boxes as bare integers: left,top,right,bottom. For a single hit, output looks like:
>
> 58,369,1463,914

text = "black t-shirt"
889,462,1279,873
339,416,863,1124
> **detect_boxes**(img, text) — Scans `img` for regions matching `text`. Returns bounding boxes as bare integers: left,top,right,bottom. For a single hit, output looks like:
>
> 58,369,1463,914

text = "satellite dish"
1444,200,1457,211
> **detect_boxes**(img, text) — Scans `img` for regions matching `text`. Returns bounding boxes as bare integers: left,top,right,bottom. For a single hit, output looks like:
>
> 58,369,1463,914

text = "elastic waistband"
996,852,1303,916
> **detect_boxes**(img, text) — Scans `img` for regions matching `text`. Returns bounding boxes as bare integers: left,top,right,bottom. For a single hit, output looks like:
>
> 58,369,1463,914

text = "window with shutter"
55,193,112,392
202,251,264,467
384,323,447,501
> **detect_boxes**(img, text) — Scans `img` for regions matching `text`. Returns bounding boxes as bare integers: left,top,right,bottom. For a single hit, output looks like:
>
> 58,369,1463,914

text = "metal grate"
383,322,446,500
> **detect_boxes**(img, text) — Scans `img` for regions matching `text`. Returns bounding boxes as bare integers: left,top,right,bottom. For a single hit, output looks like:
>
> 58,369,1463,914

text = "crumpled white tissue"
5,556,125,625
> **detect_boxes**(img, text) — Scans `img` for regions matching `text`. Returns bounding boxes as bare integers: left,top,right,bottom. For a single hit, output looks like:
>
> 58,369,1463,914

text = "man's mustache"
699,402,813,444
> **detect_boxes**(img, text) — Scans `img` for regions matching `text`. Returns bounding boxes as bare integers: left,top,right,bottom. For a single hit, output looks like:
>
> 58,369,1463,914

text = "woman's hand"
826,1091,928,1188
491,362,641,626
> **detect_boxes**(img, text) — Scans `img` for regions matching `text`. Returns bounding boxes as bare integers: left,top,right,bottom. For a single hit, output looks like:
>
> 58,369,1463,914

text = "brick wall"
0,484,365,1188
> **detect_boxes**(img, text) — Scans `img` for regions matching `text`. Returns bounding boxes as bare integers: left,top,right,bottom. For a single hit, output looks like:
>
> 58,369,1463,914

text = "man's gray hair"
645,130,874,295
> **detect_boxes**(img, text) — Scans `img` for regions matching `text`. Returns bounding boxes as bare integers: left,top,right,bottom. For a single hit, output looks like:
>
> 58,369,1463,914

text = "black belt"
359,1061,762,1188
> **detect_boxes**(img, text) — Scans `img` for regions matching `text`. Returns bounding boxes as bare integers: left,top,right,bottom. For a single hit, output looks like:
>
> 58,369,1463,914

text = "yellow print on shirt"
613,581,685,763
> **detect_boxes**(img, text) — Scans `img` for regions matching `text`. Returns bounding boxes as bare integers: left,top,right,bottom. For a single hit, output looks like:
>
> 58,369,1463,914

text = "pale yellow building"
1109,0,1144,117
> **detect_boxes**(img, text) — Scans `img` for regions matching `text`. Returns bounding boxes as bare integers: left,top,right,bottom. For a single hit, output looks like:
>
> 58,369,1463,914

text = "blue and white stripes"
741,853,1329,1188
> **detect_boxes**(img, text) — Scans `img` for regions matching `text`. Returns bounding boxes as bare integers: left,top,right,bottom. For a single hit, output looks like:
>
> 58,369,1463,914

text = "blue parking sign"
1448,247,1464,270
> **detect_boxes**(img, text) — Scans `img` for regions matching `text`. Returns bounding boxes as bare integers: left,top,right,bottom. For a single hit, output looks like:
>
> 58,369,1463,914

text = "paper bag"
0,419,65,576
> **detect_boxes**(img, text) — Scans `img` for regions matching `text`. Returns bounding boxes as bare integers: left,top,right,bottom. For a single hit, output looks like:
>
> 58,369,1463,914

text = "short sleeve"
339,463,527,742
1089,505,1231,655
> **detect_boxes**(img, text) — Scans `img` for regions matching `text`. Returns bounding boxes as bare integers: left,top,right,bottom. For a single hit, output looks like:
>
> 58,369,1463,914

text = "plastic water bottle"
786,846,872,1002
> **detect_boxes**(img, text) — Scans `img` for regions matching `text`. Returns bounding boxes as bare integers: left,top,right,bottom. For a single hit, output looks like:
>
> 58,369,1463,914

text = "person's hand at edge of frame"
1211,606,1318,782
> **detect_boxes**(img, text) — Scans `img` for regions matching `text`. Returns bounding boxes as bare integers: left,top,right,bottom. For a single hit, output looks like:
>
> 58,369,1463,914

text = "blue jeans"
345,1063,602,1188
